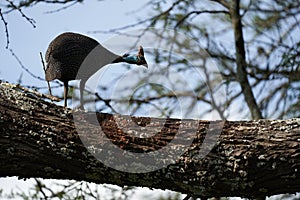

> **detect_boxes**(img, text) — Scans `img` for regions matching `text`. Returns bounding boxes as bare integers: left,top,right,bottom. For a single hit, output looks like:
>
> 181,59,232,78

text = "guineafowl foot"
72,103,85,110
76,104,84,110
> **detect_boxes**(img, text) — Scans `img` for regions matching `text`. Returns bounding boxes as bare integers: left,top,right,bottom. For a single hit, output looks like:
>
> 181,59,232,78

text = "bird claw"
73,104,84,110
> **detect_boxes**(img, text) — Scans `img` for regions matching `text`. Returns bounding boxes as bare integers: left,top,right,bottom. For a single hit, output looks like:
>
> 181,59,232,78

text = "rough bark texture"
0,82,300,198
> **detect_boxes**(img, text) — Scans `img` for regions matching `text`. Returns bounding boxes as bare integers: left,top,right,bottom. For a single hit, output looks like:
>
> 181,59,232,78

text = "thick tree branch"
0,82,300,198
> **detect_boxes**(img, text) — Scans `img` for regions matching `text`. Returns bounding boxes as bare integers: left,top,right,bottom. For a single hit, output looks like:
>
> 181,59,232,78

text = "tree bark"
0,82,300,198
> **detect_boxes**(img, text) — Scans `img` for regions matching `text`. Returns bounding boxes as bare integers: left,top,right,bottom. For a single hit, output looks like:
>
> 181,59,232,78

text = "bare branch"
6,0,36,28
0,8,9,48
16,0,83,8
175,10,229,29
40,52,53,100
44,1,79,14
9,48,45,81
34,178,48,199
230,0,262,119
209,0,230,9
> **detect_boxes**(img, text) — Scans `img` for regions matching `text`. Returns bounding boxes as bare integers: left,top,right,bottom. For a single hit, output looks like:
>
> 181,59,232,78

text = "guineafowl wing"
50,43,86,62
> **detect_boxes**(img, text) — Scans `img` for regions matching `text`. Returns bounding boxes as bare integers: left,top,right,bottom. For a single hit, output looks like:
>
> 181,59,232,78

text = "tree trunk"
230,0,263,119
0,82,299,198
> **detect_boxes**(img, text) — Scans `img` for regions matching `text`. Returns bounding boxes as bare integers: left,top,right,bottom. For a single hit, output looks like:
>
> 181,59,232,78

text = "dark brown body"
45,32,147,108
45,32,100,82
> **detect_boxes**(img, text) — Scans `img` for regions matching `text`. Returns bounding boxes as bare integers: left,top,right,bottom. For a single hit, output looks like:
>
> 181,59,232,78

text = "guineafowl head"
136,45,147,67
115,46,148,68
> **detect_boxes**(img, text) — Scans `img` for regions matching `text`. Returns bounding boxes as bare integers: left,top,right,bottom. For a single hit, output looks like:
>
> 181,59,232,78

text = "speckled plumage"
45,32,99,82
45,32,147,108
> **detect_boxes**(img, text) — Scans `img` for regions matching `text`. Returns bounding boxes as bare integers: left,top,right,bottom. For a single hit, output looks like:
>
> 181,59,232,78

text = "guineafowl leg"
63,81,69,107
79,80,86,109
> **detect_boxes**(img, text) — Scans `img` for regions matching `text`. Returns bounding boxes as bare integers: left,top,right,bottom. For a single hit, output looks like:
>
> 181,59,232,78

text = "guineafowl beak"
142,63,148,68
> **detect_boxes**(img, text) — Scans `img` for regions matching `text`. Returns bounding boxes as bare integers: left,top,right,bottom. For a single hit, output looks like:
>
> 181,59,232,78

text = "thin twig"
34,178,48,199
182,194,192,200
0,8,9,48
175,10,229,29
9,48,45,81
40,52,53,99
44,1,78,14
88,91,116,113
89,18,150,35
6,0,36,28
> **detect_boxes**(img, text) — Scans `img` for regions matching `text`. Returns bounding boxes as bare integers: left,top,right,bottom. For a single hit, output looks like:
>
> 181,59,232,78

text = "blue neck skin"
123,55,139,63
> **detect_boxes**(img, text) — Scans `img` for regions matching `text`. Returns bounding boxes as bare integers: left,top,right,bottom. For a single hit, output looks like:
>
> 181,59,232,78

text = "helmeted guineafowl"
45,32,147,108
